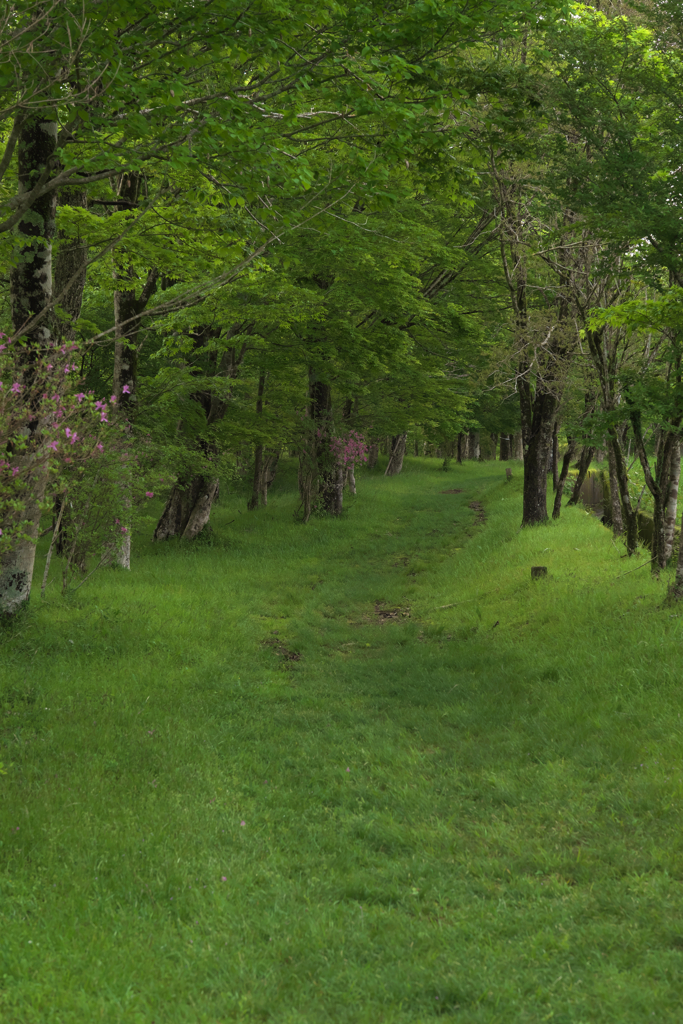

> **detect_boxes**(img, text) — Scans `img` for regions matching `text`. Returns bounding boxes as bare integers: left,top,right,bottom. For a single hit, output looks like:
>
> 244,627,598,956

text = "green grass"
2,457,683,1023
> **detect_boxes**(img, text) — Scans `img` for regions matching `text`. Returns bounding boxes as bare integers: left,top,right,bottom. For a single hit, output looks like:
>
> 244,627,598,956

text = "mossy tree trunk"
1,115,58,616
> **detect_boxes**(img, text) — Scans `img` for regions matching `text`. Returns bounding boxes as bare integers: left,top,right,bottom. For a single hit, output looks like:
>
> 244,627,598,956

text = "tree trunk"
1,115,58,615
154,475,220,541
513,432,523,460
607,443,624,535
567,446,595,506
609,429,639,556
248,444,264,511
521,391,557,525
344,464,356,494
552,440,577,519
650,430,678,571
457,432,467,463
385,433,407,476
54,186,88,339
552,421,559,490
499,434,511,460
468,430,480,460
367,443,379,469
663,439,681,564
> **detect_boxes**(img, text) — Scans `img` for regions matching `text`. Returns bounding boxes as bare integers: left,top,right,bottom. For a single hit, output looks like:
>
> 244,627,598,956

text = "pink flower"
96,443,104,452
10,382,21,393
221,876,227,882
75,393,86,403
47,441,58,452
11,467,19,477
64,366,70,374
47,363,53,370
122,384,131,394
240,821,246,827
346,767,350,772
110,394,117,403
121,526,128,533
100,413,108,423
145,491,154,498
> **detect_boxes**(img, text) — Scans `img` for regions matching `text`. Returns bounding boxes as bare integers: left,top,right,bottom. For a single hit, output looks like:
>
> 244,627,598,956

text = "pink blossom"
75,393,86,403
145,491,154,498
64,366,71,374
110,394,117,403
96,443,104,452
11,467,19,477
221,876,227,882
121,526,128,533
47,363,53,370
122,384,131,394
10,382,21,394
47,441,58,452
100,413,108,423
240,821,246,827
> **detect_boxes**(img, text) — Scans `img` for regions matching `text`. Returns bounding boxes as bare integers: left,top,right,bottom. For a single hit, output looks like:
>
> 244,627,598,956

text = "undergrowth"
1,458,682,1022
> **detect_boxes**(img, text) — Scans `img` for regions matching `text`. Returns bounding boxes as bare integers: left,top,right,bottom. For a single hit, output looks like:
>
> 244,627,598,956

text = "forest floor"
2,458,683,1023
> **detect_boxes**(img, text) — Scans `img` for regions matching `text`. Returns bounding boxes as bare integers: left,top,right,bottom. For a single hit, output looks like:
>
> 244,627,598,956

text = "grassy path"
2,459,683,1022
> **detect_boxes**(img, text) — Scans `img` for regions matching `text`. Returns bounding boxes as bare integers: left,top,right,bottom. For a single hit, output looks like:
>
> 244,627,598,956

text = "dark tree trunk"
54,186,88,339
113,174,159,410
468,430,480,460
1,115,58,615
552,440,577,519
152,339,246,542
663,439,681,563
154,476,220,541
499,434,511,460
630,415,682,570
367,443,379,470
304,372,342,515
385,433,407,476
520,391,557,525
607,443,624,535
513,432,523,460
567,446,595,506
248,372,266,511
609,429,639,556
552,421,559,491
457,432,467,463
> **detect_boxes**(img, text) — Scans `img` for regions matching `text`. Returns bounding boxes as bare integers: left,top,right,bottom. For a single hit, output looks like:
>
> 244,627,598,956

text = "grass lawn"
2,457,683,1022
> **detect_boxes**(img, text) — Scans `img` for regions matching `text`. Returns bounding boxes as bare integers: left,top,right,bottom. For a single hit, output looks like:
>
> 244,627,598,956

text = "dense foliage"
3,0,683,610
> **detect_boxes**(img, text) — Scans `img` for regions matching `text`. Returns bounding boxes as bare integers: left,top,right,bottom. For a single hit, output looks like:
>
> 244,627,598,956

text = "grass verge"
2,458,683,1023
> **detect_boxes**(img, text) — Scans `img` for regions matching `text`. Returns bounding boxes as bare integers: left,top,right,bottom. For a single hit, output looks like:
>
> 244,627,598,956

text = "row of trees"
2,0,683,614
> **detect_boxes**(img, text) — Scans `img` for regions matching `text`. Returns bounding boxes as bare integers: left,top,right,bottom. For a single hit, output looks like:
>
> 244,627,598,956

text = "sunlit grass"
2,457,683,1022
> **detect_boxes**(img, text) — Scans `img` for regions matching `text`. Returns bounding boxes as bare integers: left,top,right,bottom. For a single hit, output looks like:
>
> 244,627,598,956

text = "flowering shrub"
329,430,369,468
0,330,158,588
